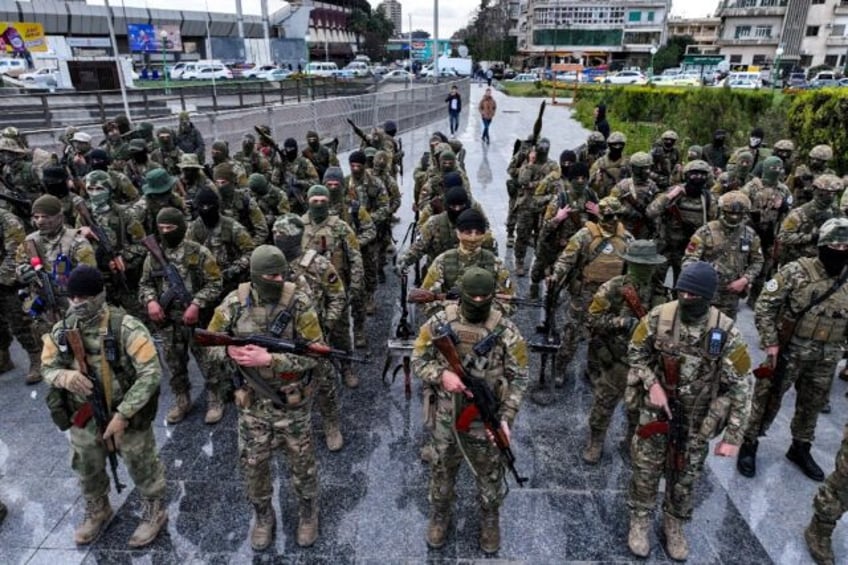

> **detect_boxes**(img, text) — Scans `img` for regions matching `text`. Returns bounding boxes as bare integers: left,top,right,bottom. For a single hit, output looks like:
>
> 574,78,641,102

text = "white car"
553,71,579,82
344,61,371,77
261,68,293,81
604,70,647,85
506,73,538,83
243,64,279,79
19,67,57,82
420,67,458,78
183,64,232,80
169,62,187,80
727,78,759,90
381,69,414,83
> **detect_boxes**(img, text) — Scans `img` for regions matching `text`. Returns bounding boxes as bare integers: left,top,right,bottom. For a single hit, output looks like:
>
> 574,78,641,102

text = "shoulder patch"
764,279,779,293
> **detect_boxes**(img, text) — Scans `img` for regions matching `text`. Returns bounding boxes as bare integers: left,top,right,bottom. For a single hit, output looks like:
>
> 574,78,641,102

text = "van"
305,62,339,77
0,58,28,77
344,61,370,77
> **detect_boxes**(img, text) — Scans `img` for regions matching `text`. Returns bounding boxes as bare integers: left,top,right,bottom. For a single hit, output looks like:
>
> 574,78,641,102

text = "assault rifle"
431,322,528,487
65,328,126,494
193,329,367,363
75,201,129,292
636,353,686,480
407,288,543,309
346,119,372,147
140,234,192,310
23,240,61,323
529,278,562,405
397,137,404,182
0,181,33,218
382,270,415,397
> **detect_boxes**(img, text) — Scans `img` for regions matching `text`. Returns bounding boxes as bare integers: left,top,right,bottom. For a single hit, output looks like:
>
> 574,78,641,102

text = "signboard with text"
128,23,183,52
0,22,46,53
410,39,451,61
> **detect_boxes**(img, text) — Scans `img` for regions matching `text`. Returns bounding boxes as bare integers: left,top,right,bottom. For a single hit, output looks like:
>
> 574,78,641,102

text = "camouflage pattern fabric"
777,201,844,266
812,425,848,524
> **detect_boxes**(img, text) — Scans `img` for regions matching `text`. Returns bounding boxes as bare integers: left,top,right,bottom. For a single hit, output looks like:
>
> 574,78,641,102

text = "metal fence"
24,79,470,157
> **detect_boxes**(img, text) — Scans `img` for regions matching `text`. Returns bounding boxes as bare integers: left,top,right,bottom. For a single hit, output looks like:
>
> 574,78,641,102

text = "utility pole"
432,0,439,81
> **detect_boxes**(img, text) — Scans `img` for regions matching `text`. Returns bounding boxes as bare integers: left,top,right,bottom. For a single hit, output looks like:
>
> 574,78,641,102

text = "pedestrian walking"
478,88,497,144
486,68,493,87
445,85,462,135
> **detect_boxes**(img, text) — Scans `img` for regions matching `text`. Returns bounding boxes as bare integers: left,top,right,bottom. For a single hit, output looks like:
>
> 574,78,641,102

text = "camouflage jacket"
271,156,319,193
516,159,559,208
647,189,717,249
302,145,338,180
590,154,630,198
702,143,730,171
0,209,25,285
551,222,634,289
107,169,140,205
16,227,97,307
150,146,184,175
777,200,844,265
291,249,346,332
740,177,791,234
538,185,591,255
234,150,271,177
124,159,155,190
328,193,376,247
345,171,390,225
128,193,187,236
401,206,495,267
682,220,764,290
186,216,255,284
220,188,269,247
300,213,364,296
76,203,147,275
138,239,222,313
610,178,659,239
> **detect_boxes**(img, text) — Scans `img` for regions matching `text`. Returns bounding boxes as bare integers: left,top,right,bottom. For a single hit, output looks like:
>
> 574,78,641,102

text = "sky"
95,0,716,40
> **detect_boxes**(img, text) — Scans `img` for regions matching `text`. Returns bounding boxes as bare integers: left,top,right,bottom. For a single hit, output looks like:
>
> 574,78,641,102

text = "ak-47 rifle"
23,240,61,323
407,288,543,309
382,270,415,397
397,137,404,183
430,322,528,486
140,234,192,310
346,118,371,147
529,278,562,405
530,100,546,147
75,201,129,292
0,175,34,218
65,328,126,494
636,353,686,480
253,126,305,209
194,329,367,363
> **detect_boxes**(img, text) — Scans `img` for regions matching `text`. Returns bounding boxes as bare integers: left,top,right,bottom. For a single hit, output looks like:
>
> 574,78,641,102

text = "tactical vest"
654,302,734,368
435,214,458,255
747,179,785,225
26,228,81,293
581,222,627,284
441,249,496,291
789,258,848,344
699,221,754,283
302,215,348,282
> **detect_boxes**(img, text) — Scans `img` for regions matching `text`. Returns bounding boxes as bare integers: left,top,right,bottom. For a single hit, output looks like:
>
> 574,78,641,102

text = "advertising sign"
128,23,183,52
0,22,46,53
410,39,451,61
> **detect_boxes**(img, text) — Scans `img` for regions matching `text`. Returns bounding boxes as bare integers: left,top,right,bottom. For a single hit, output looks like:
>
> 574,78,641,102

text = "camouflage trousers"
361,242,378,298
530,244,562,285
238,393,319,505
513,204,540,265
154,320,221,396
0,285,39,354
429,397,506,511
743,349,839,444
813,424,848,523
628,427,711,520
329,303,357,381
70,419,166,500
314,358,340,425
558,287,600,378
588,359,637,435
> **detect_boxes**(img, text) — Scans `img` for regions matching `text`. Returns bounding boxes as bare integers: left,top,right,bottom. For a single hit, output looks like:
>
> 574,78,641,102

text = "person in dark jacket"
594,104,610,140
445,85,462,135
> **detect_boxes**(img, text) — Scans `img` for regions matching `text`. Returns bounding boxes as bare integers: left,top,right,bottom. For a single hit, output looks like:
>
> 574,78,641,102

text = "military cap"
32,195,63,216
819,218,848,247
128,139,148,153
177,154,203,169
72,131,92,143
307,184,330,199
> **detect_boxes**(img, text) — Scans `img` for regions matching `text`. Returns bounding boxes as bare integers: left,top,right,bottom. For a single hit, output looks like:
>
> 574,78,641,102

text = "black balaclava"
195,188,220,229
283,138,298,162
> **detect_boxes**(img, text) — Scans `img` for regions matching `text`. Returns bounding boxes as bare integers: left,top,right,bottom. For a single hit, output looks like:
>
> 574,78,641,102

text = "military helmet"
2,126,19,139
273,213,305,237
718,190,751,213
809,144,833,161
629,151,652,168
661,130,678,141
683,159,711,174
608,131,627,145
818,218,848,247
773,139,795,152
587,131,605,144
812,173,844,192
0,136,25,153
598,196,623,216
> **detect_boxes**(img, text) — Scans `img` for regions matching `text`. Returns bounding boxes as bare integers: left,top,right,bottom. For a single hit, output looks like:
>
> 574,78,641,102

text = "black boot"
736,439,758,478
786,439,825,481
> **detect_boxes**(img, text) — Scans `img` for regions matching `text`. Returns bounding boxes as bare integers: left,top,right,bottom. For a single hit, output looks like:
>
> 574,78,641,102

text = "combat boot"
787,439,825,481
582,429,605,465
166,392,191,424
204,390,223,425
25,351,42,384
0,348,14,373
479,506,500,554
128,498,167,548
627,513,650,557
249,502,276,551
342,366,360,388
529,282,539,300
662,512,689,561
736,439,758,478
425,505,451,549
324,419,344,451
74,495,113,545
805,515,836,565
296,498,319,547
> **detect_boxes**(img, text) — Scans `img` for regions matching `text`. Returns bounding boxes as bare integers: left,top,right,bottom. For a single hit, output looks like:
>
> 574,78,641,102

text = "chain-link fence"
25,80,470,157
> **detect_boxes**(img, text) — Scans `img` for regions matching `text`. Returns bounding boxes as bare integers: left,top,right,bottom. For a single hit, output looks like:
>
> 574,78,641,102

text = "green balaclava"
248,173,269,196
735,151,753,180
761,156,783,186
156,207,187,249
627,263,654,285
459,267,496,324
307,185,331,223
250,245,289,303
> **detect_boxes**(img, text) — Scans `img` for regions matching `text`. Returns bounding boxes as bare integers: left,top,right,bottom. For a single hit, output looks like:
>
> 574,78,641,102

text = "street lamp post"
773,45,784,90
160,30,169,94
649,45,657,77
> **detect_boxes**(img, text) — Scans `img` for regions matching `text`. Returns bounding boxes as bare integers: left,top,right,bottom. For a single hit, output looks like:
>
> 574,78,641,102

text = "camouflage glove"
55,370,94,396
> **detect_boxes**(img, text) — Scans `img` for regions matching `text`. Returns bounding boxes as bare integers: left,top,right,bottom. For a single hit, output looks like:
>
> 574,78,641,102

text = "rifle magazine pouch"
794,314,847,344
422,385,437,430
46,386,73,431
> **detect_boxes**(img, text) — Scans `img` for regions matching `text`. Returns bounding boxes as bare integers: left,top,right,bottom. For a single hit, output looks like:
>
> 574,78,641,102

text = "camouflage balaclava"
250,245,289,303
459,267,496,323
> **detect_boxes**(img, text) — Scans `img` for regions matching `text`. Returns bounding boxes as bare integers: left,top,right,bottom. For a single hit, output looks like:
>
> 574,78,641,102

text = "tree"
348,6,395,61
653,35,696,73
452,0,515,63
411,30,431,39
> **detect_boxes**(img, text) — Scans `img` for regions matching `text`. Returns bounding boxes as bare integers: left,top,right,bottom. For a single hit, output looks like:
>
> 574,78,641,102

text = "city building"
377,0,403,37
668,15,721,54
513,0,673,68
716,0,848,69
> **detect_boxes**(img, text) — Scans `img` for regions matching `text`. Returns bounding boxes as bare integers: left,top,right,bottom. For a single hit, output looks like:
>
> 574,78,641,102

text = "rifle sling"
785,265,848,335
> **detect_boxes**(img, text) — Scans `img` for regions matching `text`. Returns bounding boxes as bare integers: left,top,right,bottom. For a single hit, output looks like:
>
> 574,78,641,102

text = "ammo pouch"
46,386,73,431
793,314,848,344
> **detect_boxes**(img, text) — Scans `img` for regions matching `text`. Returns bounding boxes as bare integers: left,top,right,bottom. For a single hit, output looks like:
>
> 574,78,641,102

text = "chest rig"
303,216,346,279
789,258,848,344
582,222,627,285
441,249,496,291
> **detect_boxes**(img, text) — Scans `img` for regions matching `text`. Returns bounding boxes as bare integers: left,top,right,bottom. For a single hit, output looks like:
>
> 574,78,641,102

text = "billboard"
410,39,451,62
0,22,46,53
127,23,183,52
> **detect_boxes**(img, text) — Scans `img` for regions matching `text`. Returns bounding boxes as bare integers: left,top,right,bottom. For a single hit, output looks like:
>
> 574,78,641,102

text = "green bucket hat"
618,240,667,265
142,168,177,195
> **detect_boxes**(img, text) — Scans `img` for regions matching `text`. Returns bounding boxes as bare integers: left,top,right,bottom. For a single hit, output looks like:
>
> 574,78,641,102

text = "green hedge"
786,89,848,176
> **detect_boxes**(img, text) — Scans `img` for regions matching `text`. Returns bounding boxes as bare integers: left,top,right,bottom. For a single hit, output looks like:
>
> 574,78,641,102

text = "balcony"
718,35,780,46
718,7,787,17
826,35,848,46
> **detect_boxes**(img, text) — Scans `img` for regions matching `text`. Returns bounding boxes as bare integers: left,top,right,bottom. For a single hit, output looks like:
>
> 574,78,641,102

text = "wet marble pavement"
1,84,845,564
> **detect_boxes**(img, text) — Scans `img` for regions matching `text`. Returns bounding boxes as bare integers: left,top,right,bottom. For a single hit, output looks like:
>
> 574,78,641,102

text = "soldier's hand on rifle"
714,441,739,458
18,264,37,284
441,369,471,397
726,276,749,294
648,382,672,420
182,303,200,325
486,420,511,447
147,300,166,323
56,370,94,396
79,226,99,241
228,344,273,368
103,413,128,451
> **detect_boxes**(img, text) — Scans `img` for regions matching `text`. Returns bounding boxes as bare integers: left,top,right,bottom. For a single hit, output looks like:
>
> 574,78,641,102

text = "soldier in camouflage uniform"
138,207,222,424
626,261,751,561
100,120,129,161
87,148,139,205
648,159,718,281
246,172,289,234
187,187,255,297
302,130,338,181
205,245,322,550
16,195,97,383
682,191,764,319
124,139,155,191
529,161,593,300
42,265,167,547
550,197,633,385
0,207,40,383
412,267,528,554
649,130,680,191
754,138,794,180
271,138,319,215
805,425,848,565
0,136,41,206
274,213,346,451
712,150,753,196
790,144,835,206
590,131,629,199
300,185,365,383
418,149,471,227
730,126,771,171
610,151,658,240
583,240,669,464
505,136,535,247
149,128,183,176
129,168,186,236
175,111,205,161
737,218,848,483
65,131,93,183
177,153,215,211
413,133,448,209
41,165,83,230
212,163,269,247
233,133,271,178
576,131,607,170
373,150,401,224
513,138,558,277
777,174,845,267
702,129,730,172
